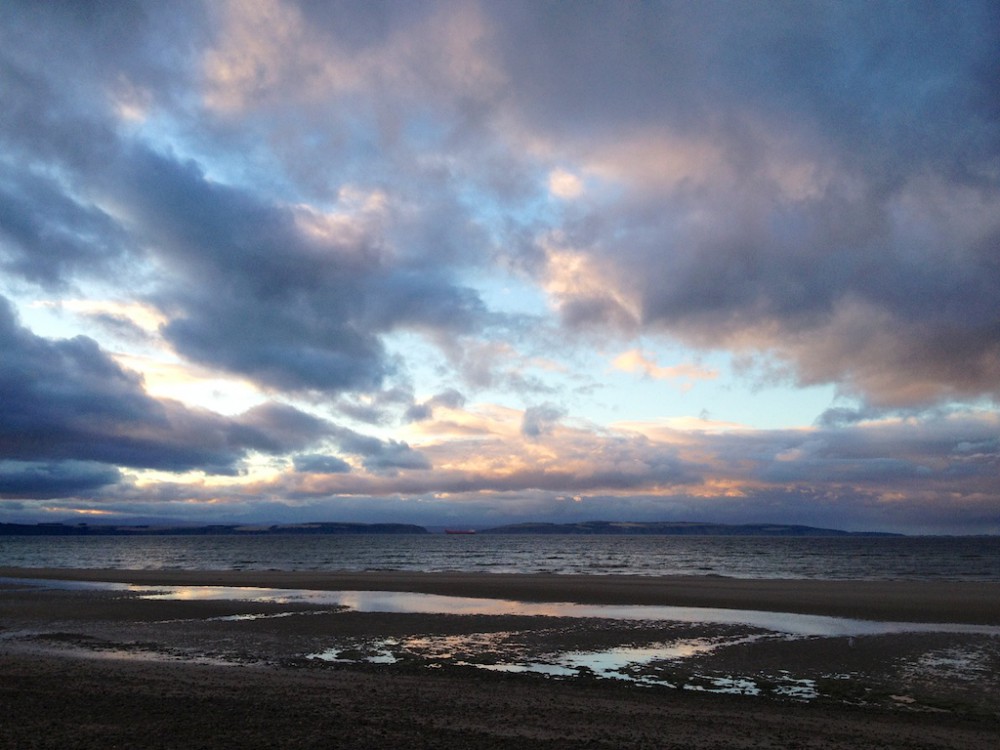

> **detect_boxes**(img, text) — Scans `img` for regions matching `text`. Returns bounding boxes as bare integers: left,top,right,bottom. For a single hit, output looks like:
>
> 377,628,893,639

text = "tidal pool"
7,577,999,637
128,583,1000,637
307,632,823,698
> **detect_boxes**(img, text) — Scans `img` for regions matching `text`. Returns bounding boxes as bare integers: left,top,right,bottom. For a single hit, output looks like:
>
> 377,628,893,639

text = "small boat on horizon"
444,529,476,535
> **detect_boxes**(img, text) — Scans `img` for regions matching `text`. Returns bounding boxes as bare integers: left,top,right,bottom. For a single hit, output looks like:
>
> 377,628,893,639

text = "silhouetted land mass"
0,522,428,536
0,520,902,537
477,521,900,536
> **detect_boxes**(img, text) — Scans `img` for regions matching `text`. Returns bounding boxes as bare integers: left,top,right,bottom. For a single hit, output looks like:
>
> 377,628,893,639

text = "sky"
1,1,998,534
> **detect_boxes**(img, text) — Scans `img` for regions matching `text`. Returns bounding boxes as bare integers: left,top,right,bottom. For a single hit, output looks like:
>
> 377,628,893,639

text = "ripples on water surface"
2,534,998,580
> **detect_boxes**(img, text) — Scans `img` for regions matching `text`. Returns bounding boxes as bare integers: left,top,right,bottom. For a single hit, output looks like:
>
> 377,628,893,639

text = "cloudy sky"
1,1,998,534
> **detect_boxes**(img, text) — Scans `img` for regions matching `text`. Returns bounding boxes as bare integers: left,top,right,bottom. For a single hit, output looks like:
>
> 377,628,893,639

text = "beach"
2,568,998,749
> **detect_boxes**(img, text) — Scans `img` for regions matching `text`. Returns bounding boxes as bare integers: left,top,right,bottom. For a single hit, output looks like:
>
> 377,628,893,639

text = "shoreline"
3,566,999,624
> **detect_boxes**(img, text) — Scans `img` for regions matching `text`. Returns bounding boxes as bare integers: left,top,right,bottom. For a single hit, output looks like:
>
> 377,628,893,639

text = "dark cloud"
110,143,489,395
3,131,490,395
0,169,131,288
358,442,432,474
0,0,199,172
0,461,122,498
492,1,1000,408
337,386,418,425
293,454,352,474
230,403,331,454
110,147,393,393
403,404,432,423
543,168,1000,406
84,312,157,347
0,296,160,457
0,296,332,486
521,404,566,438
331,426,431,474
404,388,466,422
490,1,999,170
1,1,493,398
695,414,1000,509
815,407,875,429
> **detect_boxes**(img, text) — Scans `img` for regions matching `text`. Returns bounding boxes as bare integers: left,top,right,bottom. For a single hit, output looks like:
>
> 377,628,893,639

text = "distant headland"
0,522,428,536
475,521,901,536
0,520,900,537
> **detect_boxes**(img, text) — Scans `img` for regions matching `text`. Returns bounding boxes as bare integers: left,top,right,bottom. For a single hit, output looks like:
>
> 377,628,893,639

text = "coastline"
2,566,999,624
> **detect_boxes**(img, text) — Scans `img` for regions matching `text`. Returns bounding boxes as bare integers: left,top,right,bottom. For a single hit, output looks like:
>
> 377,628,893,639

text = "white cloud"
612,349,717,388
547,168,583,199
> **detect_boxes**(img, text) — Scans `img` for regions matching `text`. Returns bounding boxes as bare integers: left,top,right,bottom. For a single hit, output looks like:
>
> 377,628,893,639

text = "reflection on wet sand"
128,582,1000,636
307,632,807,697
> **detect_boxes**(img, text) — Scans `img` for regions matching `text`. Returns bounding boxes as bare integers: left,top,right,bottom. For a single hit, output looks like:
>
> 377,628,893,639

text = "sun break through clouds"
0,0,998,533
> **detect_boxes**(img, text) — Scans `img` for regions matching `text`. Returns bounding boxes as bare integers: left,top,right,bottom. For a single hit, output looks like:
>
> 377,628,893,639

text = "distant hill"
477,521,899,536
0,522,428,536
0,520,901,537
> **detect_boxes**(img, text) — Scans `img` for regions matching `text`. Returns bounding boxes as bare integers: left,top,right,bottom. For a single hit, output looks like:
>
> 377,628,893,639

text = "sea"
1,533,998,581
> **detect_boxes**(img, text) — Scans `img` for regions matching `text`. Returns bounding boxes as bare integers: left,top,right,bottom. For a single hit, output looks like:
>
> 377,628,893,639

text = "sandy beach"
2,568,998,749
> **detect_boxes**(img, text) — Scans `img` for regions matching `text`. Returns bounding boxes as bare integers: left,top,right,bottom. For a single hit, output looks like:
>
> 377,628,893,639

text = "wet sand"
2,569,999,749
3,566,1000,623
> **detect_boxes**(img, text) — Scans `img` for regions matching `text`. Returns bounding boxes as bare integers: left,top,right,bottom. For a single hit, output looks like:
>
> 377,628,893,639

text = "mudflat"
1,569,998,749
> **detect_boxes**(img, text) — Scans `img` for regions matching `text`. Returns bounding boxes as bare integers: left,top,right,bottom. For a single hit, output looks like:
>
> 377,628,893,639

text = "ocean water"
1,533,998,581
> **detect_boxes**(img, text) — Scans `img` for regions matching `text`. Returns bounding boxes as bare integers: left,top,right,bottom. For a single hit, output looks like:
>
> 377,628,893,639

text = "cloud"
110,148,398,393
487,1,1000,408
0,295,332,486
201,0,502,116
0,169,130,288
19,137,489,396
280,407,700,498
230,403,332,454
612,349,717,388
2,2,495,398
521,404,566,438
8,399,994,533
330,426,431,474
336,386,417,425
404,388,466,422
293,454,351,474
0,461,122,499
681,412,1000,514
274,408,999,532
547,168,583,199
1,1,998,533
539,151,1000,408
